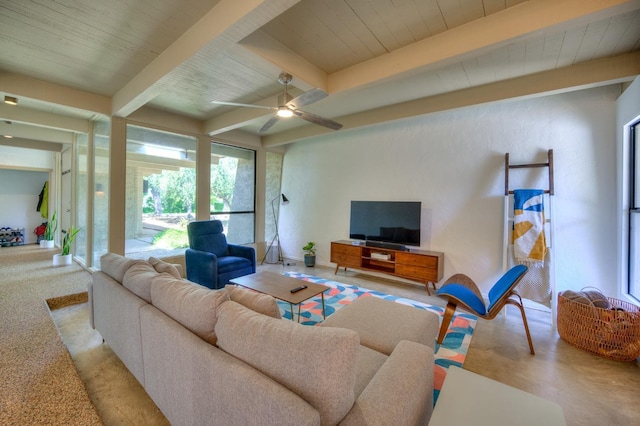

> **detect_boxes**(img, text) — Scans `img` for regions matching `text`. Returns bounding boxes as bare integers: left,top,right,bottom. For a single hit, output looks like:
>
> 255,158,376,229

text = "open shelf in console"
361,247,395,273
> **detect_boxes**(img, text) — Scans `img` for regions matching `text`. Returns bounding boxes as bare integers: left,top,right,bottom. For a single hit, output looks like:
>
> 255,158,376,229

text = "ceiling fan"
212,72,343,133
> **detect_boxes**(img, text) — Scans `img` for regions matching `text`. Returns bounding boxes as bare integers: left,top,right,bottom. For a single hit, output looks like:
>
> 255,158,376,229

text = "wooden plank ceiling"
0,0,639,147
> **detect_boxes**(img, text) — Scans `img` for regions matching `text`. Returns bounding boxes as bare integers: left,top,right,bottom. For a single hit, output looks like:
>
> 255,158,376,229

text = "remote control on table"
290,285,307,293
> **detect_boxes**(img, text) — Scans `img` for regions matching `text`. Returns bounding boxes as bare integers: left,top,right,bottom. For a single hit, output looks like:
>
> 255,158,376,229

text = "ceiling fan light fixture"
277,107,293,118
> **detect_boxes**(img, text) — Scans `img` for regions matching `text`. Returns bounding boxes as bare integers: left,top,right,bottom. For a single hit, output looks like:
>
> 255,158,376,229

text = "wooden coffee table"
230,271,329,322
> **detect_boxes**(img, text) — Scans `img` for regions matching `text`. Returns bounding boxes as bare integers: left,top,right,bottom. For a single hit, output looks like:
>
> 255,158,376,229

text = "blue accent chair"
435,264,535,355
185,220,256,289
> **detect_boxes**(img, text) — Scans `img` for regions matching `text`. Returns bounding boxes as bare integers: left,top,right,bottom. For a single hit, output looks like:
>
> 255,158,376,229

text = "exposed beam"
0,120,75,144
239,29,328,92
0,72,111,116
0,137,64,152
262,51,640,147
328,0,640,94
112,0,301,117
0,103,90,134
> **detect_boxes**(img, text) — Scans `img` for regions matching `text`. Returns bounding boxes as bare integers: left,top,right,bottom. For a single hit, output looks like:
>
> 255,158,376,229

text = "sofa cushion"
320,296,439,353
122,261,158,303
100,253,138,283
225,284,281,319
353,345,387,398
215,301,358,426
150,274,229,345
148,256,182,279
217,256,251,273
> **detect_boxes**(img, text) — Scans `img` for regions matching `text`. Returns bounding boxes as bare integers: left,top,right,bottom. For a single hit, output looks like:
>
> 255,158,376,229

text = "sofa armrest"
340,340,434,426
228,244,256,271
185,248,219,288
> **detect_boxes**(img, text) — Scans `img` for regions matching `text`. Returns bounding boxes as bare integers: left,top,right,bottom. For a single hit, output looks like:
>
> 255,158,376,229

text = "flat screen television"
349,201,421,248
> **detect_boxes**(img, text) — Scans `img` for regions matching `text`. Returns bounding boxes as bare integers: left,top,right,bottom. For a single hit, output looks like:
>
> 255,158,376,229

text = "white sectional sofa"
88,253,437,426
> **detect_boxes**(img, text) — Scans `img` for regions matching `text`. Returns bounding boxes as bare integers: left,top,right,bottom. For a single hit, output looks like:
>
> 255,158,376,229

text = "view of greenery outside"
143,168,196,216
142,157,240,250
210,157,237,212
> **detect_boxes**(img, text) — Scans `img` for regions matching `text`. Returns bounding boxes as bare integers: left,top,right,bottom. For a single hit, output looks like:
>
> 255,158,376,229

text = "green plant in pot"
61,226,81,256
40,210,57,248
53,226,81,267
303,241,317,267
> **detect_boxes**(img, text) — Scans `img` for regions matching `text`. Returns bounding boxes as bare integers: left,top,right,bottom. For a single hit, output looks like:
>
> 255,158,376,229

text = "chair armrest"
340,340,434,426
185,248,219,289
228,244,256,270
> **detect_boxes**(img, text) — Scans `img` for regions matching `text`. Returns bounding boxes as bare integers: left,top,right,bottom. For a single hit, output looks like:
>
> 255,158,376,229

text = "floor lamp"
261,193,289,264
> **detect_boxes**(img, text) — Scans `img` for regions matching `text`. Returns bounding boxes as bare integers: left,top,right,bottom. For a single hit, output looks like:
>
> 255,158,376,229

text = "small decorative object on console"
370,252,391,261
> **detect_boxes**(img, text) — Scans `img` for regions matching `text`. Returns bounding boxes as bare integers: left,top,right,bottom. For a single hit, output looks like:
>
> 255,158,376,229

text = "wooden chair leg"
437,301,457,344
506,298,535,355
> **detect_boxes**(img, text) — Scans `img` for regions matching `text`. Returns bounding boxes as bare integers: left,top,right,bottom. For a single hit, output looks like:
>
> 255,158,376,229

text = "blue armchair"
185,220,256,289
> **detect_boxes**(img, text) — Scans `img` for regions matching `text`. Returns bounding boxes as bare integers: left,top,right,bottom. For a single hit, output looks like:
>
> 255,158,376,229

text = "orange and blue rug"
280,272,477,404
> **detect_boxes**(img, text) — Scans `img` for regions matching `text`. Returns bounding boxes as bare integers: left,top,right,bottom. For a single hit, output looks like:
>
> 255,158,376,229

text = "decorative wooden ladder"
503,149,556,326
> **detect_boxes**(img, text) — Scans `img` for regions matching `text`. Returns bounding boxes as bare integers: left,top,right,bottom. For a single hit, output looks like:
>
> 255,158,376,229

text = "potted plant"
302,241,317,267
40,210,57,249
53,226,80,267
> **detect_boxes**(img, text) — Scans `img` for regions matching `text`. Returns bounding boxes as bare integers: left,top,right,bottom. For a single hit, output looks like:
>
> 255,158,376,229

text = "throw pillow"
122,261,159,303
148,256,182,279
225,284,281,319
215,301,358,426
150,274,229,345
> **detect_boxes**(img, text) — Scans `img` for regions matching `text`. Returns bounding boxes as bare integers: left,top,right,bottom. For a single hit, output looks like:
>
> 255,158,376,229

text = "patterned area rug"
280,272,477,403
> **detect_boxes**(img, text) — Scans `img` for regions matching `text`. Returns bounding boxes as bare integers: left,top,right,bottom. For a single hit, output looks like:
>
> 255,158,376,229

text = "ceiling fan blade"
258,115,281,133
286,88,328,110
211,100,275,110
292,110,343,130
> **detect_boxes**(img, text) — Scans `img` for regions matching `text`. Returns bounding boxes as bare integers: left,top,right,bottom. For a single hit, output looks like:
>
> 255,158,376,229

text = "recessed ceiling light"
4,96,18,106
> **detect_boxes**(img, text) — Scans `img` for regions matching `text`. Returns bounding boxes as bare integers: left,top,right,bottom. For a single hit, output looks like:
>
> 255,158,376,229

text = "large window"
629,122,640,301
210,142,256,244
75,133,88,264
93,119,110,268
125,125,196,259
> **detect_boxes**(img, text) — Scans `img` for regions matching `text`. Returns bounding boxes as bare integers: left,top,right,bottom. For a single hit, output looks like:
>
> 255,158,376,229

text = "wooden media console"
330,240,444,295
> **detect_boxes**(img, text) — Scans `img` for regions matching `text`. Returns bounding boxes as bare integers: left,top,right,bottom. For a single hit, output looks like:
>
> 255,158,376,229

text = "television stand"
330,240,444,295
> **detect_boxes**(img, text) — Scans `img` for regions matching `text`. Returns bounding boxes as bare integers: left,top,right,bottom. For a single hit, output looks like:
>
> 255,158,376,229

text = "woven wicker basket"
557,292,640,361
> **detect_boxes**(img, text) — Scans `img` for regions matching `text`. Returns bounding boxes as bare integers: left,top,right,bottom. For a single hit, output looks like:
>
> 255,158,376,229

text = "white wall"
0,169,49,244
279,85,620,296
0,146,56,244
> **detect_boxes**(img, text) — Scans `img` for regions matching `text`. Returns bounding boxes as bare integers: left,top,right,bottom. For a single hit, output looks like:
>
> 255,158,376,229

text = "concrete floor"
52,260,639,425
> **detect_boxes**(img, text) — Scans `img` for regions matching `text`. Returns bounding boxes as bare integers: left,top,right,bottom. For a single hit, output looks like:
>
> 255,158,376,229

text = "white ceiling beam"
239,29,328,92
262,51,640,147
112,0,302,117
0,72,111,116
0,120,75,144
0,103,89,134
0,137,64,152
328,0,640,94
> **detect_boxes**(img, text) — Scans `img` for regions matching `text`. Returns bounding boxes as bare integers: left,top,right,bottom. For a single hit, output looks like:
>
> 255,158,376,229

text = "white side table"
429,366,566,426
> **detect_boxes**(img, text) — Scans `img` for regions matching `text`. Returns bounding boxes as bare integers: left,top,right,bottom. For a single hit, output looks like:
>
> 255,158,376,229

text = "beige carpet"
0,244,101,425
